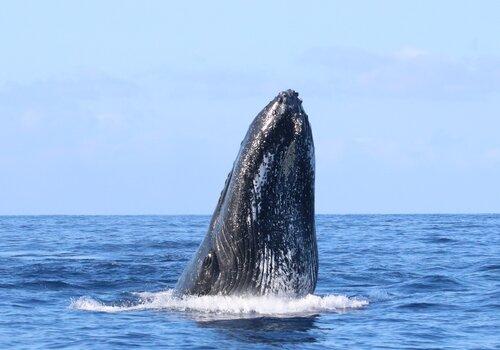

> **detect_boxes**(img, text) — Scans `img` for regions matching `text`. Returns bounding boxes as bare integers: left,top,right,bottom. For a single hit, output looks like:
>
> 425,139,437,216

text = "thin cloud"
301,46,500,99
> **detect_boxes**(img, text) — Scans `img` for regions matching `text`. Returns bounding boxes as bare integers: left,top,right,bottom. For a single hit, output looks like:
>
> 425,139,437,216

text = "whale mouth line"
70,289,368,318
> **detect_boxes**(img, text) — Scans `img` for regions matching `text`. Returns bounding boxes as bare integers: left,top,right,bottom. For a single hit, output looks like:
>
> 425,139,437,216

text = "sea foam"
70,289,368,317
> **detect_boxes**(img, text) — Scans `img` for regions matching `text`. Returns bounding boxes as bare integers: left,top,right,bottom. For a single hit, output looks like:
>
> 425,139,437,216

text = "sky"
1,1,499,214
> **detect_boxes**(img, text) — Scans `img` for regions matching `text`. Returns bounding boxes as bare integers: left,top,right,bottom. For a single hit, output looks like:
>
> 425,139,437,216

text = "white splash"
70,289,368,317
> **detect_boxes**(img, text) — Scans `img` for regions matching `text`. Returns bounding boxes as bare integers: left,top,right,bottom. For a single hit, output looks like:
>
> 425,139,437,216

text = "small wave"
477,263,500,271
399,274,464,293
22,280,80,289
70,289,368,317
397,302,453,310
430,237,456,243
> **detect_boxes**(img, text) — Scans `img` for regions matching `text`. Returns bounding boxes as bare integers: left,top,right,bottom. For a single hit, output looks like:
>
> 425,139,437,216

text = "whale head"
176,89,317,296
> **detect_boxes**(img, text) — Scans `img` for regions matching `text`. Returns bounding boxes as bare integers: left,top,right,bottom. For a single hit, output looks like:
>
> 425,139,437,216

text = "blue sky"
1,1,499,214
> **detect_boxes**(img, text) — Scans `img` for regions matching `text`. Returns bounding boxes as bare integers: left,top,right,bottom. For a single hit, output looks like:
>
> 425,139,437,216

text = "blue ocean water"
0,215,498,349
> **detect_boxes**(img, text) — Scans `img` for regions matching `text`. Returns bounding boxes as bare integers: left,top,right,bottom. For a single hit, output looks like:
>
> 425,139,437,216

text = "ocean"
0,215,498,349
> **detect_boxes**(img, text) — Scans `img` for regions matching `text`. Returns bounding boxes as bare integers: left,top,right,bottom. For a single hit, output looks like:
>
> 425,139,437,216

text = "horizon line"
1,212,499,217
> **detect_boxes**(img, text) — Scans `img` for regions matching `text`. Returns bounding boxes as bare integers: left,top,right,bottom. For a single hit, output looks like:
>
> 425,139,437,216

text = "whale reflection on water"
196,315,320,345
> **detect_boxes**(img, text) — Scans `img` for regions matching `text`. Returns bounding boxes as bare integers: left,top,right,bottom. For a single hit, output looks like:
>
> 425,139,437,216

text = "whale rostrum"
175,90,317,296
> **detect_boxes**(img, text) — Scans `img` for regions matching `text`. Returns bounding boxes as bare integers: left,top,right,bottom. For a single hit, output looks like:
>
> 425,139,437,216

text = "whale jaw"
176,90,317,297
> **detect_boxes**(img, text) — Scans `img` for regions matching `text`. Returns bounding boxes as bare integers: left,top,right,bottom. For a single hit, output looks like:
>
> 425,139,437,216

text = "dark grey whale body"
176,90,317,296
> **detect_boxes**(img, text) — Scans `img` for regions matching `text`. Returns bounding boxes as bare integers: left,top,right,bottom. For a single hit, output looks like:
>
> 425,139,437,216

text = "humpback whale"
176,90,317,296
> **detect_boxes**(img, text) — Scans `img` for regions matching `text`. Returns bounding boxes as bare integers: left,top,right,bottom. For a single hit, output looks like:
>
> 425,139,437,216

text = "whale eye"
203,250,218,269
205,253,213,265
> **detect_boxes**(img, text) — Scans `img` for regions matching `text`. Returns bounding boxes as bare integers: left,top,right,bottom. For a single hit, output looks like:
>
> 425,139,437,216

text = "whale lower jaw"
253,249,318,297
210,231,318,297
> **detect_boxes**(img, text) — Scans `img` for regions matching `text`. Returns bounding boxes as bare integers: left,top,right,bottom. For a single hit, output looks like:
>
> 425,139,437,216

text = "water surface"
0,215,498,349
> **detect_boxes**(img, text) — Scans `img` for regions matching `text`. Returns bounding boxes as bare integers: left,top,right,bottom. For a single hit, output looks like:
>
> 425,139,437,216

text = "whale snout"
254,89,311,145
277,89,301,107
